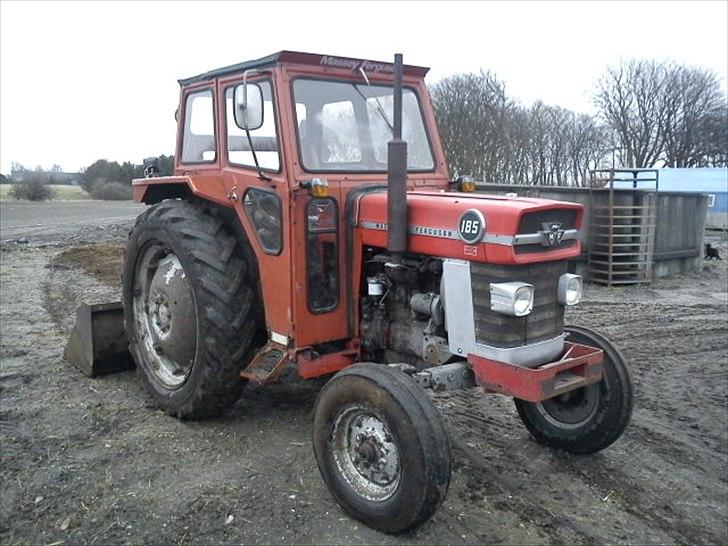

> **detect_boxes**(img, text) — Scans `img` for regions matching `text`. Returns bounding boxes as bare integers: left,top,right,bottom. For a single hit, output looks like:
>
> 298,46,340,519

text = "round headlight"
513,285,534,316
558,274,582,306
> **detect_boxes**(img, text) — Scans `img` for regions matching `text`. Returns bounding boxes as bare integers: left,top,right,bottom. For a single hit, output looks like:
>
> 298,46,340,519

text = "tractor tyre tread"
313,363,451,533
515,325,634,454
123,199,256,419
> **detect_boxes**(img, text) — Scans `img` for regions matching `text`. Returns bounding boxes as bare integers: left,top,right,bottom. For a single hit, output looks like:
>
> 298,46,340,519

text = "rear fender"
132,175,267,334
132,175,233,207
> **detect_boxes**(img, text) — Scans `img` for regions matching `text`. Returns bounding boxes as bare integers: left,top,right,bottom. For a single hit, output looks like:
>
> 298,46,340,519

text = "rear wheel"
313,364,451,533
514,326,634,454
123,199,258,419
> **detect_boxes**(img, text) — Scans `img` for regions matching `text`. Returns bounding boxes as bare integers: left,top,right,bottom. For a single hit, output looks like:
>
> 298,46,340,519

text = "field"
0,184,90,201
0,200,726,545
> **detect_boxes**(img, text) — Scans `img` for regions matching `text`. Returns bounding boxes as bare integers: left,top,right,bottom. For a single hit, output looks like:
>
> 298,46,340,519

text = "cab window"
225,81,280,171
306,198,339,313
293,78,434,172
181,90,216,163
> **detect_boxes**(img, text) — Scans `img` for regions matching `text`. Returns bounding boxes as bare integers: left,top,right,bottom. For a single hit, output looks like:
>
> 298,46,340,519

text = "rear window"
181,90,216,163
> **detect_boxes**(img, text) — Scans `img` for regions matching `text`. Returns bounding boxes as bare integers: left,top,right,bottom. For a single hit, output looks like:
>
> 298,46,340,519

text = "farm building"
611,167,728,229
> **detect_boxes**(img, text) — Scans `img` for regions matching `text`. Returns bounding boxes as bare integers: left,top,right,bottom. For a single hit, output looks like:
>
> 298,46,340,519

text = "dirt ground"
1,201,726,545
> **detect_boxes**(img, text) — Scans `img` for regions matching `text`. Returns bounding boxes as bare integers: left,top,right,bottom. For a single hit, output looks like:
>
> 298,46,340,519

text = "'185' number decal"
458,210,485,243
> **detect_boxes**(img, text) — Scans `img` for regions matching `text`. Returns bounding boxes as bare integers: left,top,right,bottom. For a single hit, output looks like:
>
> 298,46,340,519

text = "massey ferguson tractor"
66,51,633,533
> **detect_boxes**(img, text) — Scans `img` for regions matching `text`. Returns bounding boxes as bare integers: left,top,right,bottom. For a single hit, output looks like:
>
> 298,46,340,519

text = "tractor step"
240,341,290,385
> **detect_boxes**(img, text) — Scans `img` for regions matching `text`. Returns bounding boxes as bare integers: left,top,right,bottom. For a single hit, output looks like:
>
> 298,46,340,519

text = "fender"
132,175,233,207
132,174,269,334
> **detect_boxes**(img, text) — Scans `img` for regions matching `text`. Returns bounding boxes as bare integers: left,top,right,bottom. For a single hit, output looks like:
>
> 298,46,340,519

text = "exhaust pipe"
387,53,408,264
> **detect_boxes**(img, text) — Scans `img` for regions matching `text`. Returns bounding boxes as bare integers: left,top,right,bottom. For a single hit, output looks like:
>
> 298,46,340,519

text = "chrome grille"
470,261,566,348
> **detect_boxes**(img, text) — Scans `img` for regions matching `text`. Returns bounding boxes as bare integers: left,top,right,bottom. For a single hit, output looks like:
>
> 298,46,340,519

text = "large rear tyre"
515,326,634,454
123,199,257,419
313,364,451,534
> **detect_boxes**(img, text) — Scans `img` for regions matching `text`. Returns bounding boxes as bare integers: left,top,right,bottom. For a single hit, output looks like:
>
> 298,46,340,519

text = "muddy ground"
1,201,727,545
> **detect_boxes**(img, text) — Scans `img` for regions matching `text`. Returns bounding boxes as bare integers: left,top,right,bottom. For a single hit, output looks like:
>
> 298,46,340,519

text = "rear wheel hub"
133,246,197,389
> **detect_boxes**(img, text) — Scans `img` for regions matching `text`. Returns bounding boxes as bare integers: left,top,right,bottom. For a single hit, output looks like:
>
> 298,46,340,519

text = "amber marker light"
300,178,330,197
458,175,476,192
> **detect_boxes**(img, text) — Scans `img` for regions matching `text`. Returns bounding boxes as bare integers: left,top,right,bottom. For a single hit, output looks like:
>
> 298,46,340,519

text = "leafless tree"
595,59,727,169
430,59,725,188
430,71,516,182
662,65,727,167
432,73,612,187
594,60,671,168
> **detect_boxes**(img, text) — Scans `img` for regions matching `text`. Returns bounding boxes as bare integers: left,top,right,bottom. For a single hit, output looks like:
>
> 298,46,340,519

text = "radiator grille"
471,261,566,348
515,209,578,255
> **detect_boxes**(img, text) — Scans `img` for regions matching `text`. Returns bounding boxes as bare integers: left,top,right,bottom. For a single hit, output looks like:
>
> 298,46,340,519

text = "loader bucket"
64,302,134,377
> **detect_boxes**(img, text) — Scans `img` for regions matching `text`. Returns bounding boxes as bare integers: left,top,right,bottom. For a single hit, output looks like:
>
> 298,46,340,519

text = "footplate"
240,341,290,385
468,341,604,403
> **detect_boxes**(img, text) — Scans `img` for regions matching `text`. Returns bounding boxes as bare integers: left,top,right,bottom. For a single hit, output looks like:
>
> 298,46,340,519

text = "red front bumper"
468,342,604,403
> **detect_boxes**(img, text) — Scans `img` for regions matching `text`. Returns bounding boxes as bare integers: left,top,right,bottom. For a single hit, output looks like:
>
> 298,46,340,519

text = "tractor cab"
133,51,450,353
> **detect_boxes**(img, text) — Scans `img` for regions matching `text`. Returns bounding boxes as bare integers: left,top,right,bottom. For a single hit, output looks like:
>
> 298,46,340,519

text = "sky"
1,0,726,174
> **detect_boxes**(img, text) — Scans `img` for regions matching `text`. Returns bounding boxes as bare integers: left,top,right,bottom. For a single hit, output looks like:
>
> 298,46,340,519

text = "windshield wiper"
357,66,394,134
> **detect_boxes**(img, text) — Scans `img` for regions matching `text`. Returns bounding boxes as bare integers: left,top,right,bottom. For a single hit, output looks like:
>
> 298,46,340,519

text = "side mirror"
234,83,264,130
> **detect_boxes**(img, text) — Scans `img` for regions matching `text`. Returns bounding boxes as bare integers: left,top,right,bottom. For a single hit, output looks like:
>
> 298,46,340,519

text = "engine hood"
354,190,583,265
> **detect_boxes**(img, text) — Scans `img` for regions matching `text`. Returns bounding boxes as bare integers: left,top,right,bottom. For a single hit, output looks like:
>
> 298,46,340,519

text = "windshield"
292,79,435,172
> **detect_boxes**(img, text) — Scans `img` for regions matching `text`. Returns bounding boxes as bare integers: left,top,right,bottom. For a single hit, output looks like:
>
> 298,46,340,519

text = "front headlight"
558,274,582,305
490,282,534,317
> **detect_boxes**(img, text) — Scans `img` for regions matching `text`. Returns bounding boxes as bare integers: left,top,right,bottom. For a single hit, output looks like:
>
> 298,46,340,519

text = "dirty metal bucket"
64,302,134,377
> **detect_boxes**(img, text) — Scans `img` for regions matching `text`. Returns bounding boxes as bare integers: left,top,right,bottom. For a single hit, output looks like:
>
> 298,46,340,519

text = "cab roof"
178,50,430,86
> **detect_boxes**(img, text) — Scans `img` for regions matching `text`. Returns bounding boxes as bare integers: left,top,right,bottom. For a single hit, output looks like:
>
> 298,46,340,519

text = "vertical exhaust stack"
387,53,408,264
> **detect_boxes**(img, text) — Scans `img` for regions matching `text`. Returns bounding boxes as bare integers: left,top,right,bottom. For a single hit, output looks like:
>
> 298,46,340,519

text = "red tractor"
70,51,633,533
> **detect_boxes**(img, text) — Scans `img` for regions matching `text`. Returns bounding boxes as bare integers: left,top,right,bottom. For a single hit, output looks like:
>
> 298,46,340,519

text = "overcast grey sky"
1,0,726,174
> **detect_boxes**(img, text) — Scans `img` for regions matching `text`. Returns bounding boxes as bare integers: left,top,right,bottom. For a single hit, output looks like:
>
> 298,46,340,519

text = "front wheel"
313,364,451,533
515,326,634,454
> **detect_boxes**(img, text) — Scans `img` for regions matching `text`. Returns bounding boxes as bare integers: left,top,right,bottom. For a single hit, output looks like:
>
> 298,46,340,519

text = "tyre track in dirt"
1,225,726,545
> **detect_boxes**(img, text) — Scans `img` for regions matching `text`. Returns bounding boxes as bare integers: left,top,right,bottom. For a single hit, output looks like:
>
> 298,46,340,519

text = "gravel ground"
0,202,726,545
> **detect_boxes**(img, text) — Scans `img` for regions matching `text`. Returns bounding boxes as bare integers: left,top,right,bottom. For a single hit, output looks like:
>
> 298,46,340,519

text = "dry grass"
0,184,90,200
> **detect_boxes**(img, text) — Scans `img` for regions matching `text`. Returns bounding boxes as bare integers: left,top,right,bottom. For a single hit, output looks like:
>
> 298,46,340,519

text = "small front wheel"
515,326,634,454
313,364,451,533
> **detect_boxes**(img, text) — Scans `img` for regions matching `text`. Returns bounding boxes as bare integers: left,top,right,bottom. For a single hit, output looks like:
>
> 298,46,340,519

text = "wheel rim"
331,405,401,502
536,383,601,428
132,243,197,389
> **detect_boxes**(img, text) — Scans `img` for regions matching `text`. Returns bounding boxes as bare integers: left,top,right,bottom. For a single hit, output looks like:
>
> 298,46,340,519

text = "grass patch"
0,184,90,201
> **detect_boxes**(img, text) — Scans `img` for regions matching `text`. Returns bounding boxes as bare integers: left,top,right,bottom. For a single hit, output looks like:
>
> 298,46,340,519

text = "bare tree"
662,66,727,167
430,58,724,188
430,71,515,182
594,60,671,168
594,59,727,169
432,76,613,187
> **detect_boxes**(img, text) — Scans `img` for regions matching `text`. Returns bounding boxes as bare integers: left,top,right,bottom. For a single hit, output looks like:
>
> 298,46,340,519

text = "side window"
306,198,339,313
243,188,283,254
181,90,216,163
226,82,279,171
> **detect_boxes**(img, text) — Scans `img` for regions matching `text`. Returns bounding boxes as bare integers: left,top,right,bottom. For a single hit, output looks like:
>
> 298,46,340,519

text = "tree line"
6,156,174,200
78,155,174,196
431,59,727,186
